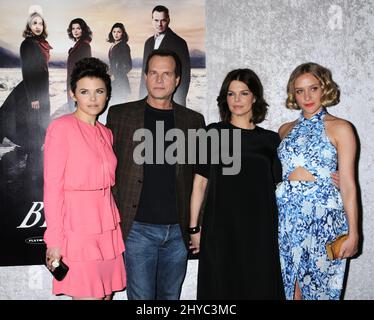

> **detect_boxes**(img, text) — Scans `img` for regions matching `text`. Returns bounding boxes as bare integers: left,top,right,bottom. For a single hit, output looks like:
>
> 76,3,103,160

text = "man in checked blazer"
139,5,191,106
107,49,205,300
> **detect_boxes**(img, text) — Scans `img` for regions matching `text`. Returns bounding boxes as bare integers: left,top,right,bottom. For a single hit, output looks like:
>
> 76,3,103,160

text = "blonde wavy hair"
286,62,340,110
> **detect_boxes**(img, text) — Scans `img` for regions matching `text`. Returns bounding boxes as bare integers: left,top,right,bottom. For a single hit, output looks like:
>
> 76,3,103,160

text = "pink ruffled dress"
43,113,126,298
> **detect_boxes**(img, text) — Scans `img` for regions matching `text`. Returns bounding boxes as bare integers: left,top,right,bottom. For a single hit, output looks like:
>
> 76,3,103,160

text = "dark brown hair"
67,18,92,42
217,69,268,124
70,57,112,106
152,5,169,18
107,22,129,43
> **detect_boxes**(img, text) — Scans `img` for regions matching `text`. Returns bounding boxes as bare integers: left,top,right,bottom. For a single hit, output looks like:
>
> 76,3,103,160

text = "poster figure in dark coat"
66,18,92,110
139,5,190,106
0,11,52,178
107,22,132,106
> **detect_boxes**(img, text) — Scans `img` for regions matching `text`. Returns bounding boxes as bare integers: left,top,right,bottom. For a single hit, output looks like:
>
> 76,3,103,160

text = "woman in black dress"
0,11,52,177
107,22,132,105
189,69,285,299
66,18,92,110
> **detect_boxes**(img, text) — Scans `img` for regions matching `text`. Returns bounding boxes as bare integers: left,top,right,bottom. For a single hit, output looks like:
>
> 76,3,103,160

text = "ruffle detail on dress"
61,224,125,262
52,254,126,298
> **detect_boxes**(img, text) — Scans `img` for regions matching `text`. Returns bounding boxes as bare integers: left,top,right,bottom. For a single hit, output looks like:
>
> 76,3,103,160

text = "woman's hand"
338,234,358,259
31,100,40,109
189,232,201,255
46,247,62,271
331,171,340,189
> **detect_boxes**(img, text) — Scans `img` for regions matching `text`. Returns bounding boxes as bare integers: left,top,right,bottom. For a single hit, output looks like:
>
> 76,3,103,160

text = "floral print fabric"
276,109,348,300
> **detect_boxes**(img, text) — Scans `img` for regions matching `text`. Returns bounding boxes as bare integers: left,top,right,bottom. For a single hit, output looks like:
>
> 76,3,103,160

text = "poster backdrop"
0,0,205,266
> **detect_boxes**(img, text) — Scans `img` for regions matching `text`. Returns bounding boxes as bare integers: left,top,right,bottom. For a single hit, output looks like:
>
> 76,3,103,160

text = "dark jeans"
125,221,188,300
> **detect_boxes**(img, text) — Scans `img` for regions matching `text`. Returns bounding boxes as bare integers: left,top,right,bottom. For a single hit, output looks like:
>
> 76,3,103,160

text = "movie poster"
0,0,205,266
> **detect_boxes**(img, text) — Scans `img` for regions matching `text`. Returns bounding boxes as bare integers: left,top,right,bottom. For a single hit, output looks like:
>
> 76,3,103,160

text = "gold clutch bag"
326,234,349,260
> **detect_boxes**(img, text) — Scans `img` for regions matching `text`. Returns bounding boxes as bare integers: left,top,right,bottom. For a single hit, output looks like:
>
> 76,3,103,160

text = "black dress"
196,122,285,300
108,40,132,105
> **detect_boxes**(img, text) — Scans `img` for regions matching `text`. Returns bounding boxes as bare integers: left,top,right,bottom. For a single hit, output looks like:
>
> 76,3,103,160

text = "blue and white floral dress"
276,109,348,300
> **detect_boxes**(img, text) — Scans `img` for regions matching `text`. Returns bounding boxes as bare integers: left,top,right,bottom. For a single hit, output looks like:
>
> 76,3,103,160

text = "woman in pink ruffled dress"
43,57,126,300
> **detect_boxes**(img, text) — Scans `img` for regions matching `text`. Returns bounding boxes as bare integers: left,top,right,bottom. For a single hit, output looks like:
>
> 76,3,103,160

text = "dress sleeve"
122,43,132,74
106,108,115,145
194,120,213,179
82,42,92,59
272,133,282,184
195,161,210,179
177,38,191,100
105,110,119,203
43,121,68,248
20,39,41,102
108,127,114,146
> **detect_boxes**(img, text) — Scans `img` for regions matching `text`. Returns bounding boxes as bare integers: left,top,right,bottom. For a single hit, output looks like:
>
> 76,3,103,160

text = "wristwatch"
188,226,201,234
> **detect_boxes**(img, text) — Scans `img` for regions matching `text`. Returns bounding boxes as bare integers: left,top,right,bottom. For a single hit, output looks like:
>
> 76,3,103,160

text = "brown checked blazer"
106,98,205,248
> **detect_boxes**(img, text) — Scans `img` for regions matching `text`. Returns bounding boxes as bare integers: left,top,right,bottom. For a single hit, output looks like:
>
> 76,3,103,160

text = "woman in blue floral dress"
276,62,359,300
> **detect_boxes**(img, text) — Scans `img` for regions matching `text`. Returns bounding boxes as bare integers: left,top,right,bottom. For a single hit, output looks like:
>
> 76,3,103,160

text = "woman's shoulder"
45,115,76,140
80,40,91,49
96,120,111,135
47,114,76,131
324,113,354,136
278,120,298,139
73,39,91,50
205,121,226,130
20,37,35,49
256,126,281,144
117,41,130,52
118,40,128,47
256,126,278,136
21,37,34,43
324,113,351,126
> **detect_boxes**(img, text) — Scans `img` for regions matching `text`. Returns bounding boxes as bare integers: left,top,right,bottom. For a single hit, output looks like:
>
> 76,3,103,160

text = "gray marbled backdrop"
205,0,374,299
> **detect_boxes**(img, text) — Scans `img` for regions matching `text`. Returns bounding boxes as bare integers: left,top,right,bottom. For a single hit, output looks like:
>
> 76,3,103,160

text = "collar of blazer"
152,27,175,45
69,39,90,54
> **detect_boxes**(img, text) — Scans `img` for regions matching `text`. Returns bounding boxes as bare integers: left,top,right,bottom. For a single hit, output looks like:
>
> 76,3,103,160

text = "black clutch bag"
48,259,69,281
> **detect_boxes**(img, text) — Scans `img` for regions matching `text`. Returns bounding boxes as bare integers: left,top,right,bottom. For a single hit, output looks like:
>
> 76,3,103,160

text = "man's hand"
31,100,40,109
